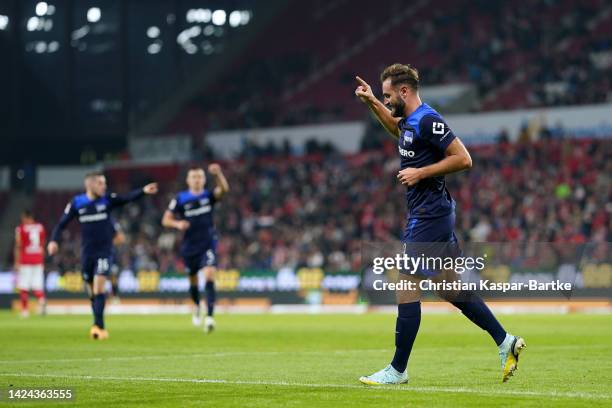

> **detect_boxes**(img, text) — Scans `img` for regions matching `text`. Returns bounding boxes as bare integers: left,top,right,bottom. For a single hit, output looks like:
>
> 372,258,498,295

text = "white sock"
498,333,513,350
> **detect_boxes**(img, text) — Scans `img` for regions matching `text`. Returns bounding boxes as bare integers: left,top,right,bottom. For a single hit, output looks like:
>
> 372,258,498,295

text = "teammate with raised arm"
162,164,229,333
48,172,158,339
355,64,525,384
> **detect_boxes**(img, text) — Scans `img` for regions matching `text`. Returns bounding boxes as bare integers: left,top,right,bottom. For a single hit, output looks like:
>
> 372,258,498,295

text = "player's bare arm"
397,138,472,186
162,210,190,231
355,76,401,139
209,163,230,200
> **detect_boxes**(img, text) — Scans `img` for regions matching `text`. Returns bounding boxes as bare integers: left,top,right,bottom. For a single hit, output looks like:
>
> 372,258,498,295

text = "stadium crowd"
183,0,611,130
45,135,610,275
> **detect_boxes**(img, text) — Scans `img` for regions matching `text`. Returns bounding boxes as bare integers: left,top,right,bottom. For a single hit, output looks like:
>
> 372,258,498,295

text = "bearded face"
382,79,407,118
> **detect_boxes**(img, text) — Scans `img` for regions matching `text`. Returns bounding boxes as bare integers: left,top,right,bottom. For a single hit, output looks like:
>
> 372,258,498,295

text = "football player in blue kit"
355,64,525,384
48,171,158,339
162,164,229,333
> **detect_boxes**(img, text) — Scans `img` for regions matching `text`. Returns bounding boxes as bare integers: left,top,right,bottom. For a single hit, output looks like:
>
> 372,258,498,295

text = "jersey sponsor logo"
398,146,415,158
199,198,210,206
96,204,107,212
184,205,211,217
402,130,414,145
78,213,108,223
78,208,87,214
432,121,445,135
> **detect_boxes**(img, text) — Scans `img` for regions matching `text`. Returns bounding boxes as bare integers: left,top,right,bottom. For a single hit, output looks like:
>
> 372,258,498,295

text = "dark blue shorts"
81,255,112,283
401,213,462,277
403,212,459,243
183,241,217,276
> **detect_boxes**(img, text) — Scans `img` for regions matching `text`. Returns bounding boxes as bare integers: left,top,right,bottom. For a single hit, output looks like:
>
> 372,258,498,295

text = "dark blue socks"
390,302,421,373
451,291,506,346
189,284,200,306
205,281,216,317
92,294,106,329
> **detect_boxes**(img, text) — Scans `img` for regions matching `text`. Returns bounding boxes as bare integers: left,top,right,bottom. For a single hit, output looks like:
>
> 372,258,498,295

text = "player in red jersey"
14,209,47,317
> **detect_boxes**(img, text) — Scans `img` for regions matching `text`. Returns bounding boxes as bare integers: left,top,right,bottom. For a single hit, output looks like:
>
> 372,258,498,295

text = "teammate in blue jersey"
162,164,229,333
355,64,525,384
47,171,158,339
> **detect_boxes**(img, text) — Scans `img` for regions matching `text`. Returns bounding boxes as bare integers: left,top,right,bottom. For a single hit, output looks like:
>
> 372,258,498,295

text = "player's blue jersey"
168,189,217,257
397,103,457,219
51,189,145,258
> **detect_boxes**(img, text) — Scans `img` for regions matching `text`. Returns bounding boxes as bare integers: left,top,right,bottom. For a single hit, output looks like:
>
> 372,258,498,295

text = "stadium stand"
33,136,609,275
0,193,8,216
166,0,611,134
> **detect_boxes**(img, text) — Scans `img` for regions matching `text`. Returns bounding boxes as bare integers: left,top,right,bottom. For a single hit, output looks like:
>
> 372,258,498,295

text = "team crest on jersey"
403,130,414,145
96,204,106,212
199,198,209,205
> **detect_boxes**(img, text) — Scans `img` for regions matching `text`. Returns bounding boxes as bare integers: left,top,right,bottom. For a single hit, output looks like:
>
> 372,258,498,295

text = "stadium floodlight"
176,26,200,45
35,2,48,17
187,8,211,23
186,9,196,23
44,19,53,31
147,26,160,39
0,15,8,30
34,41,47,53
203,25,214,36
47,4,55,15
189,26,201,37
202,9,212,23
48,41,59,52
87,7,101,23
71,25,89,41
147,42,162,54
212,10,226,26
240,10,251,25
202,41,213,55
228,11,241,27
184,43,197,54
26,16,40,32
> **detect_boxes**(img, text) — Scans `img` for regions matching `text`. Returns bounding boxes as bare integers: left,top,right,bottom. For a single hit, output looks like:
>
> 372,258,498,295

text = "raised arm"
355,76,401,139
108,183,158,208
208,164,229,200
48,201,78,255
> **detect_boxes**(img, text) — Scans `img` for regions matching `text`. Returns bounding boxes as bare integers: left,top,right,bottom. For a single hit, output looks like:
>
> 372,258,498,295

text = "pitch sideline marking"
0,344,607,365
0,372,609,400
0,349,390,364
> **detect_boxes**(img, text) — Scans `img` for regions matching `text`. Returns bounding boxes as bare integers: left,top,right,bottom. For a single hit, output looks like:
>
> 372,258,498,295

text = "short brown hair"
380,63,419,90
84,170,104,180
187,165,204,173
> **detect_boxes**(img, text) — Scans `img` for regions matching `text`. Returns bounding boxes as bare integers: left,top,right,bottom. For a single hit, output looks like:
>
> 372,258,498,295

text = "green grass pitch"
0,311,611,407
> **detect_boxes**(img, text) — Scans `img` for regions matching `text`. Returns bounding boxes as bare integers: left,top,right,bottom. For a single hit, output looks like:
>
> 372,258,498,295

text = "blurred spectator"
45,137,610,274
